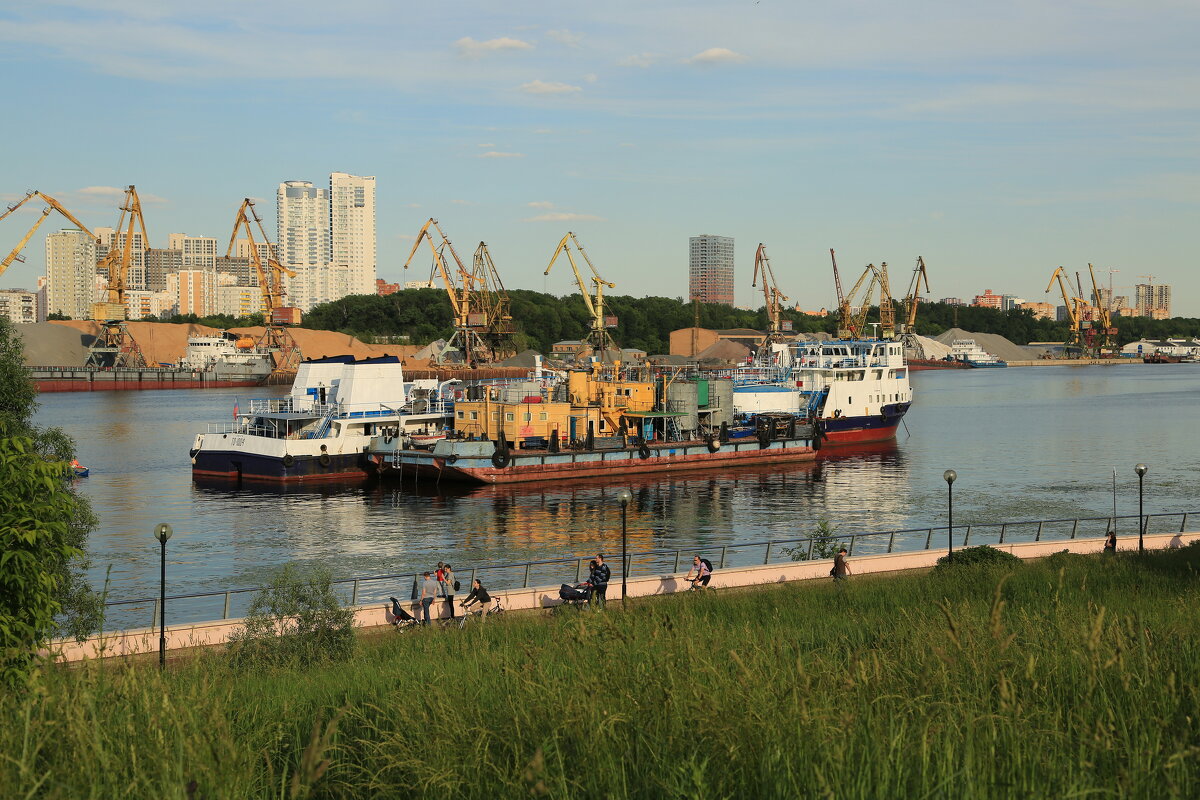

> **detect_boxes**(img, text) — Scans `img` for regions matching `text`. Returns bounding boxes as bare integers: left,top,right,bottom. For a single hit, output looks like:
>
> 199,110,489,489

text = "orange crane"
871,262,896,339
1,190,96,277
1046,266,1084,356
751,243,789,349
226,198,300,373
544,231,617,357
900,256,931,335
86,186,151,369
404,218,516,366
832,249,878,339
1087,263,1118,352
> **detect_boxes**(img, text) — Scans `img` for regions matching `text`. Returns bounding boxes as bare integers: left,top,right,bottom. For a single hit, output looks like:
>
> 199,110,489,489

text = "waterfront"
34,363,1199,626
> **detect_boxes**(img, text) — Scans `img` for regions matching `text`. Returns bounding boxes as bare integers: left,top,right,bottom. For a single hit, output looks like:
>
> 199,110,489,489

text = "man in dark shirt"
590,553,611,607
833,547,850,582
462,579,491,610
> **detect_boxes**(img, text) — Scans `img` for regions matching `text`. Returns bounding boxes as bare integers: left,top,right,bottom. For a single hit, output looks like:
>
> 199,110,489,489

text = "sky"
1,0,1198,314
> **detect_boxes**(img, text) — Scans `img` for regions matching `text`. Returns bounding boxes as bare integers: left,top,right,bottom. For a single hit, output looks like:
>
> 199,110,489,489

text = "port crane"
870,262,896,339
404,218,516,367
751,243,790,354
900,256,930,335
1087,263,1118,352
226,198,300,373
831,249,878,339
87,186,151,369
1046,265,1084,356
0,190,96,278
544,232,617,357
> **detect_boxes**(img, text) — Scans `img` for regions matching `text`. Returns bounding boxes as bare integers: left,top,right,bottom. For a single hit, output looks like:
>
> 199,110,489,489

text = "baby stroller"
558,582,593,607
389,596,419,629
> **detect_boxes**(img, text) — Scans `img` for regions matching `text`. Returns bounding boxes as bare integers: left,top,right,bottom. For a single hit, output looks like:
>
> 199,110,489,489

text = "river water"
33,364,1200,626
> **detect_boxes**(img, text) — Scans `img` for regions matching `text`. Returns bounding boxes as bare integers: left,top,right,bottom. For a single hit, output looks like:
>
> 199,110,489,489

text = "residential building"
216,255,255,288
35,277,48,322
404,280,438,290
95,226,147,290
972,290,1003,309
0,289,39,324
376,279,401,295
939,297,965,306
1134,282,1171,317
168,269,218,317
1018,301,1056,321
330,172,377,298
235,237,275,265
145,248,183,292
45,229,97,319
215,283,265,318
123,290,174,320
688,235,734,306
1001,295,1024,312
276,181,331,269
166,233,218,271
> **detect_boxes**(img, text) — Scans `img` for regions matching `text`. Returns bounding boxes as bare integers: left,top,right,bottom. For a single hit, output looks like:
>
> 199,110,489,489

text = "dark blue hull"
192,449,375,482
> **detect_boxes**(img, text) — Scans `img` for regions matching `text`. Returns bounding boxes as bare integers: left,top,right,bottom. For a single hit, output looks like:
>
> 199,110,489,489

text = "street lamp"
153,523,173,670
616,488,633,603
943,470,957,559
1135,463,1147,553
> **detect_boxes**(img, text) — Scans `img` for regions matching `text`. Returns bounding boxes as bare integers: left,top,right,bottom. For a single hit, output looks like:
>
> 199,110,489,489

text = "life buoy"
638,442,651,460
706,435,720,453
492,449,511,469
446,454,458,465
282,454,295,467
319,453,332,467
833,409,843,419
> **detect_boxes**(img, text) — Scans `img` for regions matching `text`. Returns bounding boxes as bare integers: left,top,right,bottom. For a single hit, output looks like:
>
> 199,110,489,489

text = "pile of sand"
932,328,1045,362
696,339,751,363
910,335,953,360
16,322,95,366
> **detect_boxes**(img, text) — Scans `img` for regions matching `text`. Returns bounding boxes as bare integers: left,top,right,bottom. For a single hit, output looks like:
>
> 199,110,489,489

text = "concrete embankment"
1007,358,1145,367
51,530,1200,663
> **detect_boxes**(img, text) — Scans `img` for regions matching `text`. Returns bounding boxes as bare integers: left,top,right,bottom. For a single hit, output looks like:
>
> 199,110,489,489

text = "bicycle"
458,597,504,628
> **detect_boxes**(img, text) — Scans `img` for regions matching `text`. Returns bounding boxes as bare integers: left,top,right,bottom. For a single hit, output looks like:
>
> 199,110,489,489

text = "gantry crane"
751,243,790,355
544,232,617,357
87,186,151,369
404,218,516,367
1046,266,1084,356
1,190,96,278
900,256,930,335
1087,263,1118,352
225,198,300,373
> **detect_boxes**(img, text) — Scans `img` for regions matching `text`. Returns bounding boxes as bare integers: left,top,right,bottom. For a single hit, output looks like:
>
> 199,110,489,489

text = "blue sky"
2,1,1198,314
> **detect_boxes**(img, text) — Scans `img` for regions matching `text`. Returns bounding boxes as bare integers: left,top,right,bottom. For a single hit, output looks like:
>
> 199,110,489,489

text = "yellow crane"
837,261,878,340
404,218,515,366
1087,262,1117,351
1046,266,1084,355
871,262,896,339
1,190,96,277
901,256,931,334
751,243,789,349
544,232,617,357
226,198,300,373
87,186,151,369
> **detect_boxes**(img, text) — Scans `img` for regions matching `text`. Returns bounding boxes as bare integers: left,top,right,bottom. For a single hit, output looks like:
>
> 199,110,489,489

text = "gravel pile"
932,328,1045,362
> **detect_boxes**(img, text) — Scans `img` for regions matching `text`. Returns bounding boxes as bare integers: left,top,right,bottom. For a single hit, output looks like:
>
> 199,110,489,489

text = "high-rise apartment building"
276,181,330,269
688,235,734,306
168,269,218,317
167,233,218,270
45,229,97,319
95,226,149,290
972,289,1003,309
1134,283,1171,317
330,172,377,297
145,248,183,292
0,289,39,324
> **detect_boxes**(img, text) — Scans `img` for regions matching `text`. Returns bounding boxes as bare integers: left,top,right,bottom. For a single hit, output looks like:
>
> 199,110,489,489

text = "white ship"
181,333,275,382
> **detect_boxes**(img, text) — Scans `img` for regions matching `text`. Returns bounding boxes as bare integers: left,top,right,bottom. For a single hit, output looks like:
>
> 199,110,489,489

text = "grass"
4,546,1200,798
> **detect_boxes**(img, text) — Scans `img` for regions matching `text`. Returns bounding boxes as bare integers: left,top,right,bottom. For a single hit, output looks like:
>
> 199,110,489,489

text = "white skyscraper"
276,180,332,311
330,172,376,297
45,229,97,319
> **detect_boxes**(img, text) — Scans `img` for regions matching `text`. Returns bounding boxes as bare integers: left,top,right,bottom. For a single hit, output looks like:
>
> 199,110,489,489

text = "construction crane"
751,243,789,350
544,232,617,357
1087,263,1118,352
1046,266,1084,356
404,218,516,367
832,249,878,340
871,262,896,339
831,248,849,337
87,186,151,369
900,256,931,335
1,190,96,277
227,198,300,373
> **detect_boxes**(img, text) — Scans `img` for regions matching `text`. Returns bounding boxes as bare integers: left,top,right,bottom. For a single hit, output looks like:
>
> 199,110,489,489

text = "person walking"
420,571,438,625
833,547,851,582
590,554,611,607
443,563,457,619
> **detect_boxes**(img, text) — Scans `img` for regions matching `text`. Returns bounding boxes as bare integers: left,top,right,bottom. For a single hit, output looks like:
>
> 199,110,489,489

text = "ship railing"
99,510,1196,630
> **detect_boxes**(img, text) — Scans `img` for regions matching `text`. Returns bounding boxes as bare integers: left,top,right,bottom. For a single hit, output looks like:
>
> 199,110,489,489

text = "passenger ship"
731,337,912,445
190,356,456,482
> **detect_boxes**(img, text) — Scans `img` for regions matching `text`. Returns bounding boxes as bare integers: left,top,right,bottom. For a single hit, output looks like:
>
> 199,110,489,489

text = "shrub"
933,545,1021,572
783,518,845,561
225,563,355,670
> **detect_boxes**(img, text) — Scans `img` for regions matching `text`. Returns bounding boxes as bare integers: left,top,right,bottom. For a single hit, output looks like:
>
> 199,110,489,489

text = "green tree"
0,318,100,685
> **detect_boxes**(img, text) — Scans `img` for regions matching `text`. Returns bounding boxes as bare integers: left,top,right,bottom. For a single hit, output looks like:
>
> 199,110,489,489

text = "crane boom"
94,186,151,314
751,243,789,341
1,190,97,279
0,207,53,272
902,256,931,331
226,198,295,316
843,265,878,339
1046,265,1084,354
545,232,616,355
873,261,895,339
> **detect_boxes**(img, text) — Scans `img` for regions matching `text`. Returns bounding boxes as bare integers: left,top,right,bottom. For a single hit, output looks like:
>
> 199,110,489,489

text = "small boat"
71,460,90,478
408,430,448,448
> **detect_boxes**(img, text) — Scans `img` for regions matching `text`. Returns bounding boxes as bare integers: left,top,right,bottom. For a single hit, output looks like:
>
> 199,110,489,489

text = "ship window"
505,413,514,422
456,411,464,419
848,396,852,404
539,412,548,421
470,411,479,420
524,412,532,422
492,412,500,421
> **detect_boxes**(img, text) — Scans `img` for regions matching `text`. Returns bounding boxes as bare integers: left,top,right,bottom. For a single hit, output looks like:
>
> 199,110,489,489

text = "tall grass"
3,547,1200,798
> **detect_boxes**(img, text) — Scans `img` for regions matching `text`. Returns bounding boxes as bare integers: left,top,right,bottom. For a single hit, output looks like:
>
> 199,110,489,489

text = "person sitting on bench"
686,555,713,590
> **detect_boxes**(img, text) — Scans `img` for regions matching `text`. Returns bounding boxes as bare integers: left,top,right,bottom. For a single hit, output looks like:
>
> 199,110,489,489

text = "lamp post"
1135,463,1147,553
943,470,957,559
153,523,173,670
616,488,632,603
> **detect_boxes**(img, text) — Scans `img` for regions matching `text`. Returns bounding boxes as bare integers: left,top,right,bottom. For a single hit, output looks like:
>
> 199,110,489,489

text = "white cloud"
478,151,525,158
519,79,582,95
455,36,533,58
685,47,748,66
583,73,598,83
74,185,167,204
476,142,495,147
618,52,657,68
546,29,583,47
523,212,605,223
527,201,554,209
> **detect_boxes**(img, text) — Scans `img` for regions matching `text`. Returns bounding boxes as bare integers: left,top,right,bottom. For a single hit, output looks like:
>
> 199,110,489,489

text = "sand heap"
15,322,94,367
932,328,1046,362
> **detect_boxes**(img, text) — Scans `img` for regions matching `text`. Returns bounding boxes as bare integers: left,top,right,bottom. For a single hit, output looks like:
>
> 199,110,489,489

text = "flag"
233,398,239,420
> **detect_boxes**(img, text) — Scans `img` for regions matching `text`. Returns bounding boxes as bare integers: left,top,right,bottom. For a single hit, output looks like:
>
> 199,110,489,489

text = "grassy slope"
5,548,1200,799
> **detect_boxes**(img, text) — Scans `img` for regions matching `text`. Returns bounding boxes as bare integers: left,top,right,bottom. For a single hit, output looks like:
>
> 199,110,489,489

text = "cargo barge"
33,366,263,392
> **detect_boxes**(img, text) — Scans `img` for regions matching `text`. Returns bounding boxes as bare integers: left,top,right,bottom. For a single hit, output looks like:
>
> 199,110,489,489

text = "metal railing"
101,511,1194,630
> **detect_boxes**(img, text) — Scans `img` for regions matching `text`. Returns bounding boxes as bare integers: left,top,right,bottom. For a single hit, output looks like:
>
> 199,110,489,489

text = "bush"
933,545,1021,572
225,563,355,670
783,518,845,561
